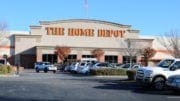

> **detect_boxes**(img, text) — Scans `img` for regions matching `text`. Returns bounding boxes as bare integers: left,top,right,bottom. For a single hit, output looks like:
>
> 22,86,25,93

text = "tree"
120,38,154,66
0,21,8,44
121,38,142,65
0,21,8,62
0,21,7,34
141,47,156,66
55,46,71,63
158,30,180,58
92,49,104,62
0,21,8,42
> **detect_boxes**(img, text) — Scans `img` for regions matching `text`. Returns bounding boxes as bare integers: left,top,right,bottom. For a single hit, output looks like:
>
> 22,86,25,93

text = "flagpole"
84,0,88,18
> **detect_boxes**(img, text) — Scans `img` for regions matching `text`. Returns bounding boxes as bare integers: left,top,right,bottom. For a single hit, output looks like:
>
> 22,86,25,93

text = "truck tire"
153,76,166,90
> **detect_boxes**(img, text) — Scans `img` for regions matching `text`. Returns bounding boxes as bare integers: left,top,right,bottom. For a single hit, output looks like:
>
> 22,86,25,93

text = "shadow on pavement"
0,96,62,101
56,71,180,96
93,79,180,96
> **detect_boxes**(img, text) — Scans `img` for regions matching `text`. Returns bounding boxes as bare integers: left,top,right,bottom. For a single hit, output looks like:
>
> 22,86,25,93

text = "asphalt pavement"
0,69,179,101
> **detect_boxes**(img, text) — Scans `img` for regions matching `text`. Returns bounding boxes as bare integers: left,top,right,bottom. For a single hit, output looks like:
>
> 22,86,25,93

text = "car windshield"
44,62,51,65
157,59,174,68
120,63,135,68
0,59,5,64
80,63,86,66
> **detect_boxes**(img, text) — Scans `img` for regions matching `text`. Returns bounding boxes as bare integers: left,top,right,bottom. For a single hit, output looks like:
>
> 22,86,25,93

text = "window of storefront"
123,56,136,63
82,55,94,58
42,54,57,64
105,55,118,63
66,55,77,63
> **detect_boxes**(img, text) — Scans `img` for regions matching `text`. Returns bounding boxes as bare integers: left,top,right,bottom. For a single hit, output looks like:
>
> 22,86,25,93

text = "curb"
93,75,127,78
0,74,19,77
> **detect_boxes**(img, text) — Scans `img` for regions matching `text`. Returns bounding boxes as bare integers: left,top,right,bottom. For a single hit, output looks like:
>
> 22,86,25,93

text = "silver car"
77,62,91,74
70,62,80,73
166,75,180,91
34,62,57,73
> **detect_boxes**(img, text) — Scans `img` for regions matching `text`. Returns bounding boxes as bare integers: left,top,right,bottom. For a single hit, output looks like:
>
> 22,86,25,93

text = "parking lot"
0,69,179,101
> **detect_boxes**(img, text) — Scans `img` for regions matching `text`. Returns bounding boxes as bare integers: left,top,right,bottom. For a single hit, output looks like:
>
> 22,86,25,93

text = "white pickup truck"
136,59,180,90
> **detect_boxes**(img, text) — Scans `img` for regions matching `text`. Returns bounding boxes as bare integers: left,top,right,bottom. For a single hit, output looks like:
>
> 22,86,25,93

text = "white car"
34,62,57,73
77,62,91,74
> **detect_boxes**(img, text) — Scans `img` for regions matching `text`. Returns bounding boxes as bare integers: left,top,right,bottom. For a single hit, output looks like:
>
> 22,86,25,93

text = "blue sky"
0,0,179,35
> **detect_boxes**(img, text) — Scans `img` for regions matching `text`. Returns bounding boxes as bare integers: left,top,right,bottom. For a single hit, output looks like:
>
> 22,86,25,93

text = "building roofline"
126,38,154,42
127,30,140,33
35,46,125,51
39,19,132,28
14,34,42,38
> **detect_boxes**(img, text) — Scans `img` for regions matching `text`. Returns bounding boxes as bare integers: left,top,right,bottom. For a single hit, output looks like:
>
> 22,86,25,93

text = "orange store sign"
45,27,125,38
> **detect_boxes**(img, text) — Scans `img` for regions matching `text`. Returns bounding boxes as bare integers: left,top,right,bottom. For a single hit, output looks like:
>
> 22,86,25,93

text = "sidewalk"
0,72,19,77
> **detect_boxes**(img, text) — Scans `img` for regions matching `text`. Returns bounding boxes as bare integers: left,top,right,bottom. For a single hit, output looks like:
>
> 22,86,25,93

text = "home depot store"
12,19,154,68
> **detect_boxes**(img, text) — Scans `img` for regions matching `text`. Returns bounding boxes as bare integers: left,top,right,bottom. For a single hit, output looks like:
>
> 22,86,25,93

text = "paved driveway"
0,70,179,101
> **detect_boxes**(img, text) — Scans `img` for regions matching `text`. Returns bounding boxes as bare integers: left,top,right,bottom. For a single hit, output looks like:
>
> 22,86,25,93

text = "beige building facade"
1,19,172,68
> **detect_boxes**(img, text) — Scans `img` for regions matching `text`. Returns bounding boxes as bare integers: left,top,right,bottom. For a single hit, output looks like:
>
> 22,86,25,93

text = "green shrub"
126,70,136,80
90,68,127,75
0,65,13,74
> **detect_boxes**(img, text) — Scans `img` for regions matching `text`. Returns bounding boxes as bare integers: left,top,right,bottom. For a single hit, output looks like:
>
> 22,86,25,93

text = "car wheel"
36,68,39,73
53,70,56,73
84,71,89,75
44,68,48,73
153,77,166,90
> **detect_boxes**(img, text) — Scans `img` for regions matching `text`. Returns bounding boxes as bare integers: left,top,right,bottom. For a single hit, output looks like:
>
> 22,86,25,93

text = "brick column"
36,49,42,62
57,56,62,63
136,56,142,64
118,55,123,63
99,55,104,62
77,52,82,61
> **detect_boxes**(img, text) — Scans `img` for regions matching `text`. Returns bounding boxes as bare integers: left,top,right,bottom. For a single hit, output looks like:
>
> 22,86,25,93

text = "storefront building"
0,19,172,68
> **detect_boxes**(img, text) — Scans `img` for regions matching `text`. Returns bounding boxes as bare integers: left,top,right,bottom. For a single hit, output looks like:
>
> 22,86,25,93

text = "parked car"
90,62,113,69
34,62,57,73
113,63,123,68
136,58,180,90
166,75,180,92
119,63,141,70
62,63,71,72
69,62,80,73
77,62,91,74
0,59,10,65
81,58,97,63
